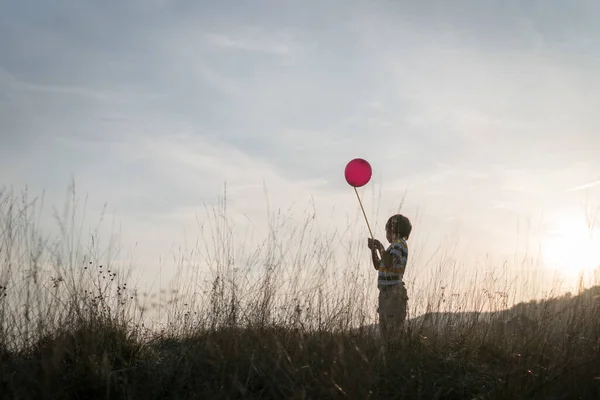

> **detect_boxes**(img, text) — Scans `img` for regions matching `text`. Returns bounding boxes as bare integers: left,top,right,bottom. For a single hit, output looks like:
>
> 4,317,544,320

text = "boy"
367,214,411,336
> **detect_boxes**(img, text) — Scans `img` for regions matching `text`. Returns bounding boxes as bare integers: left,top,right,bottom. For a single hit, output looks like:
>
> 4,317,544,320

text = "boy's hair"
386,214,412,240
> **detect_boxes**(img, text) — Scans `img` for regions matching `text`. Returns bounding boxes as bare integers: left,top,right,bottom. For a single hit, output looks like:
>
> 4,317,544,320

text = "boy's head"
385,214,412,242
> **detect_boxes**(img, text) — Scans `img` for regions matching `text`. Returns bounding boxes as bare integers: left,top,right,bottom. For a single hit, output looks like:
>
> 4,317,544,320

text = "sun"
541,212,600,280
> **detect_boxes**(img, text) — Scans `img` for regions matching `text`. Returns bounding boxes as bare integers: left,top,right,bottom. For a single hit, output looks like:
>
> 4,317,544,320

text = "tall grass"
0,185,599,399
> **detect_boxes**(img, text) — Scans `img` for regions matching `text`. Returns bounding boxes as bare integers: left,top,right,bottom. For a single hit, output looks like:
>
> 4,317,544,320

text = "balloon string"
354,186,374,240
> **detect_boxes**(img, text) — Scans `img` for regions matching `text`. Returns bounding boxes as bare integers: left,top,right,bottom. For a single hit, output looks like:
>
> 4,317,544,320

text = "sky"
2,1,600,311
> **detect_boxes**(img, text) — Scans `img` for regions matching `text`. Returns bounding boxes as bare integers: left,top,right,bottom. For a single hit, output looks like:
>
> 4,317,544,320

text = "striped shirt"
377,238,408,289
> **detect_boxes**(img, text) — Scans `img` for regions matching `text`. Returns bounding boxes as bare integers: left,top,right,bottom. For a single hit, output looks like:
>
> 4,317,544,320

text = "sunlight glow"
541,212,600,279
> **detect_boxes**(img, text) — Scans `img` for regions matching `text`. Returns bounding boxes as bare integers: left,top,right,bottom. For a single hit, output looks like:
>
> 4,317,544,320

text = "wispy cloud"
204,33,291,55
567,179,600,192
0,66,122,102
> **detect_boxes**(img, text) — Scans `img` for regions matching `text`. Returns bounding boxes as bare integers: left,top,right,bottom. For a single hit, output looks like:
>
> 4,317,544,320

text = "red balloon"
345,158,372,187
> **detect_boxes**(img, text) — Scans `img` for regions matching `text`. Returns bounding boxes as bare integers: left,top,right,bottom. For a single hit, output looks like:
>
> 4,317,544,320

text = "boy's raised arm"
370,246,380,270
378,243,406,274
369,239,405,273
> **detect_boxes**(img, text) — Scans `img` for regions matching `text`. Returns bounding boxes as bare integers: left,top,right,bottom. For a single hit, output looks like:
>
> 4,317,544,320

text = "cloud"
2,0,600,296
567,180,600,192
204,33,291,55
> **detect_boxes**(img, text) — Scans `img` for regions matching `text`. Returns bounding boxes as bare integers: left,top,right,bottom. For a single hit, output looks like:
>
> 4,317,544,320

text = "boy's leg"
378,287,398,338
379,285,408,334
378,289,387,336
379,289,397,339
397,284,408,323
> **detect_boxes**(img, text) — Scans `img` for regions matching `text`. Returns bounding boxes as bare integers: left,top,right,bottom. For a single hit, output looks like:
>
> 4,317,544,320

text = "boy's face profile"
386,224,396,243
385,215,411,243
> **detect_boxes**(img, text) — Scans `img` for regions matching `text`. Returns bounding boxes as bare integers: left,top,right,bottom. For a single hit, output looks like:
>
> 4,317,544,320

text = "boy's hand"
367,238,384,251
367,238,376,250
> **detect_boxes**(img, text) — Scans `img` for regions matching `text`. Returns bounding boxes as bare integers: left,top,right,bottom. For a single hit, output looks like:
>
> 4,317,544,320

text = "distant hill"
353,285,600,337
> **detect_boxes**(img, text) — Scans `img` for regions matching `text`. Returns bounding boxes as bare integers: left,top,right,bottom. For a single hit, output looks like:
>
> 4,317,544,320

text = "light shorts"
378,283,409,331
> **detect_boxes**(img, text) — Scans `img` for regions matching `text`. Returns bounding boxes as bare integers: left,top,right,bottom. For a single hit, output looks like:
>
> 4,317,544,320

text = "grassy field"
1,187,599,399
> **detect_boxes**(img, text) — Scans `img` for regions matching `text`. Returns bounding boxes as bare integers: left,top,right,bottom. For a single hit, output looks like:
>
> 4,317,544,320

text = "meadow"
0,186,599,399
